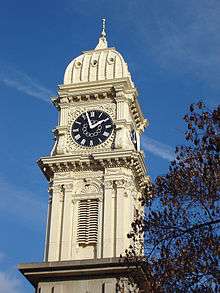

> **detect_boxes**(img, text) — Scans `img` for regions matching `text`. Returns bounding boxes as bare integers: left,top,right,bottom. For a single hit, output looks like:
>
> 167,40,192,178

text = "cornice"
57,78,135,97
37,150,148,189
130,97,149,133
52,79,146,131
18,257,146,288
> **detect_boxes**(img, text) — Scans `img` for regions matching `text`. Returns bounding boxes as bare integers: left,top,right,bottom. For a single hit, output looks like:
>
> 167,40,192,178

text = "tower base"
18,257,145,293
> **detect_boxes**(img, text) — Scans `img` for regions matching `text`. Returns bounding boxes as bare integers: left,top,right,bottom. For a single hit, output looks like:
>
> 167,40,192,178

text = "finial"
95,18,108,50
101,18,106,38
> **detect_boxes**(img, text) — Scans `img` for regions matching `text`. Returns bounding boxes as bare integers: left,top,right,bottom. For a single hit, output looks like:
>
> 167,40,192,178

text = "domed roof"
63,20,133,85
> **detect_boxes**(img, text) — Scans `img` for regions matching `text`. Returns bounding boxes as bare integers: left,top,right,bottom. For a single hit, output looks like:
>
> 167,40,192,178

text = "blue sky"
0,1,219,292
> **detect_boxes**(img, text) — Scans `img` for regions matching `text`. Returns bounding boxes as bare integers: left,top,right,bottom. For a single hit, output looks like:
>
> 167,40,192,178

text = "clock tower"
19,20,148,293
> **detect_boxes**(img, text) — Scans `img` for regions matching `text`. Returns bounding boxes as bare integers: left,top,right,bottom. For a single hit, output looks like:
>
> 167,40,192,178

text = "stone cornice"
18,257,147,289
58,77,135,97
52,78,147,131
130,97,148,133
38,150,148,189
52,78,137,112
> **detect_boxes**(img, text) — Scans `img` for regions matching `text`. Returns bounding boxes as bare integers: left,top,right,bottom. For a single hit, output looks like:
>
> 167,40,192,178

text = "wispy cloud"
0,271,21,293
67,0,220,93
0,66,53,102
142,135,175,161
0,176,46,230
126,0,220,89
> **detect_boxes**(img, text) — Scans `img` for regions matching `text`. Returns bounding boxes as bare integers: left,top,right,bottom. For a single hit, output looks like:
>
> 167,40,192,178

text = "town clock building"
19,20,149,293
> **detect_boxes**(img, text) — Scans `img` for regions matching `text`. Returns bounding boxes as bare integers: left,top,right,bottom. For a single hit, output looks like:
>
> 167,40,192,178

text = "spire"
101,18,106,38
95,18,108,50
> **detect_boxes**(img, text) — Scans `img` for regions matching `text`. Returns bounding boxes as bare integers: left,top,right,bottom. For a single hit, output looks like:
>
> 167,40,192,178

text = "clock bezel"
70,109,114,149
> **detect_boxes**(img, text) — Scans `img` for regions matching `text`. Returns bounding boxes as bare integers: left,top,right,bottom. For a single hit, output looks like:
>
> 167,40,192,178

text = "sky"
0,0,219,292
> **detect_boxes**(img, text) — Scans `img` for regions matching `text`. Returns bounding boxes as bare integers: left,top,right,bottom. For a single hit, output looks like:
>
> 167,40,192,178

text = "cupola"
63,19,133,86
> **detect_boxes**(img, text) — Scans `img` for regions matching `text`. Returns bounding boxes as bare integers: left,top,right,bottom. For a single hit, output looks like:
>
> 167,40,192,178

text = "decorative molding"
64,103,116,154
73,193,103,202
104,180,114,189
64,183,74,192
38,150,148,190
115,179,125,188
129,97,148,133
52,184,65,202
56,78,132,100
81,184,99,194
72,178,104,204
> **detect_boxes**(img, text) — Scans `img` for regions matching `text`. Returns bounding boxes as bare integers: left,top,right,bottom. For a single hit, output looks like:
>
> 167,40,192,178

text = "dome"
63,24,133,85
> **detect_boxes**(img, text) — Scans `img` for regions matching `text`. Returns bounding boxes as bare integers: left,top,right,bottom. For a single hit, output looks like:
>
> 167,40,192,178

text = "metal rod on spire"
101,18,106,38
95,18,108,49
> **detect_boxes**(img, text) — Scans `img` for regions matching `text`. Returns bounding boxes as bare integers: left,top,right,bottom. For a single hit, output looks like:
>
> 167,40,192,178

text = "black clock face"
71,110,114,147
131,129,138,150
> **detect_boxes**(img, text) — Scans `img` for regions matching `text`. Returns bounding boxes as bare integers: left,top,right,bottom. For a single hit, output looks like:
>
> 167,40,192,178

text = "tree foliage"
127,102,220,292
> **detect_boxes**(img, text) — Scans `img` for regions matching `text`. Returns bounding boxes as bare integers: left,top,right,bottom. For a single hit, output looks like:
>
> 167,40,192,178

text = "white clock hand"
90,118,109,129
86,112,93,128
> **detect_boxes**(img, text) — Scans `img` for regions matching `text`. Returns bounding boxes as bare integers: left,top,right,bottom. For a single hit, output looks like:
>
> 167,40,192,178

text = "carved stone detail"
104,180,114,189
115,179,126,188
65,103,116,154
64,183,74,192
39,151,147,190
115,125,133,150
53,184,65,202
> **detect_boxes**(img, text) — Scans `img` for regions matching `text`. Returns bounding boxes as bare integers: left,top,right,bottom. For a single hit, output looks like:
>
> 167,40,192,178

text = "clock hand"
86,112,93,128
90,118,109,129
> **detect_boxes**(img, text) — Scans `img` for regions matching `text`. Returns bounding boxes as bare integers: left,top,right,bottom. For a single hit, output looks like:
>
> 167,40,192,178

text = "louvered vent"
77,199,99,245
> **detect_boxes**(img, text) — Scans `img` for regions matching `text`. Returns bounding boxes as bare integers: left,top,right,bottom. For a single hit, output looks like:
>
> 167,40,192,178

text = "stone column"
115,179,126,256
115,91,129,120
115,91,133,150
59,105,68,126
47,184,64,261
102,180,114,258
60,183,74,260
97,197,103,259
43,183,53,261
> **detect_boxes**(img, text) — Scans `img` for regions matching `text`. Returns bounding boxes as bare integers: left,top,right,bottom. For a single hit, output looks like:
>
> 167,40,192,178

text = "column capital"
64,183,74,192
104,180,114,189
115,179,126,188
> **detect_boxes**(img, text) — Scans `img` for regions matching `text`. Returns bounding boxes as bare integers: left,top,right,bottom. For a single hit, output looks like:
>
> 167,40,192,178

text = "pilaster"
102,179,115,258
60,183,74,260
43,183,53,261
115,179,126,256
47,184,64,261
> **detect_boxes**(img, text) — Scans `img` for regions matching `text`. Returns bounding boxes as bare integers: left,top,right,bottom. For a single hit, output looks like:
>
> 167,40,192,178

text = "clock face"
131,129,137,150
71,110,114,147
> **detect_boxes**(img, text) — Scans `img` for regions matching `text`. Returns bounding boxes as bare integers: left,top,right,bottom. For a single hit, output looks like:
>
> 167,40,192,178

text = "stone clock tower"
19,20,148,293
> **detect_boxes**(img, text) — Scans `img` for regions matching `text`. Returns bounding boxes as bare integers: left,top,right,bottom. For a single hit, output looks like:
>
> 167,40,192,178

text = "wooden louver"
77,199,99,244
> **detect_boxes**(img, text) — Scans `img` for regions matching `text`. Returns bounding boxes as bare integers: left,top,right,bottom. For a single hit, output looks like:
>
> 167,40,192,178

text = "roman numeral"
90,140,93,146
98,112,103,118
75,134,81,140
98,138,102,143
103,132,109,137
75,121,81,125
81,139,86,145
72,128,79,132
105,125,111,129
90,111,95,117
